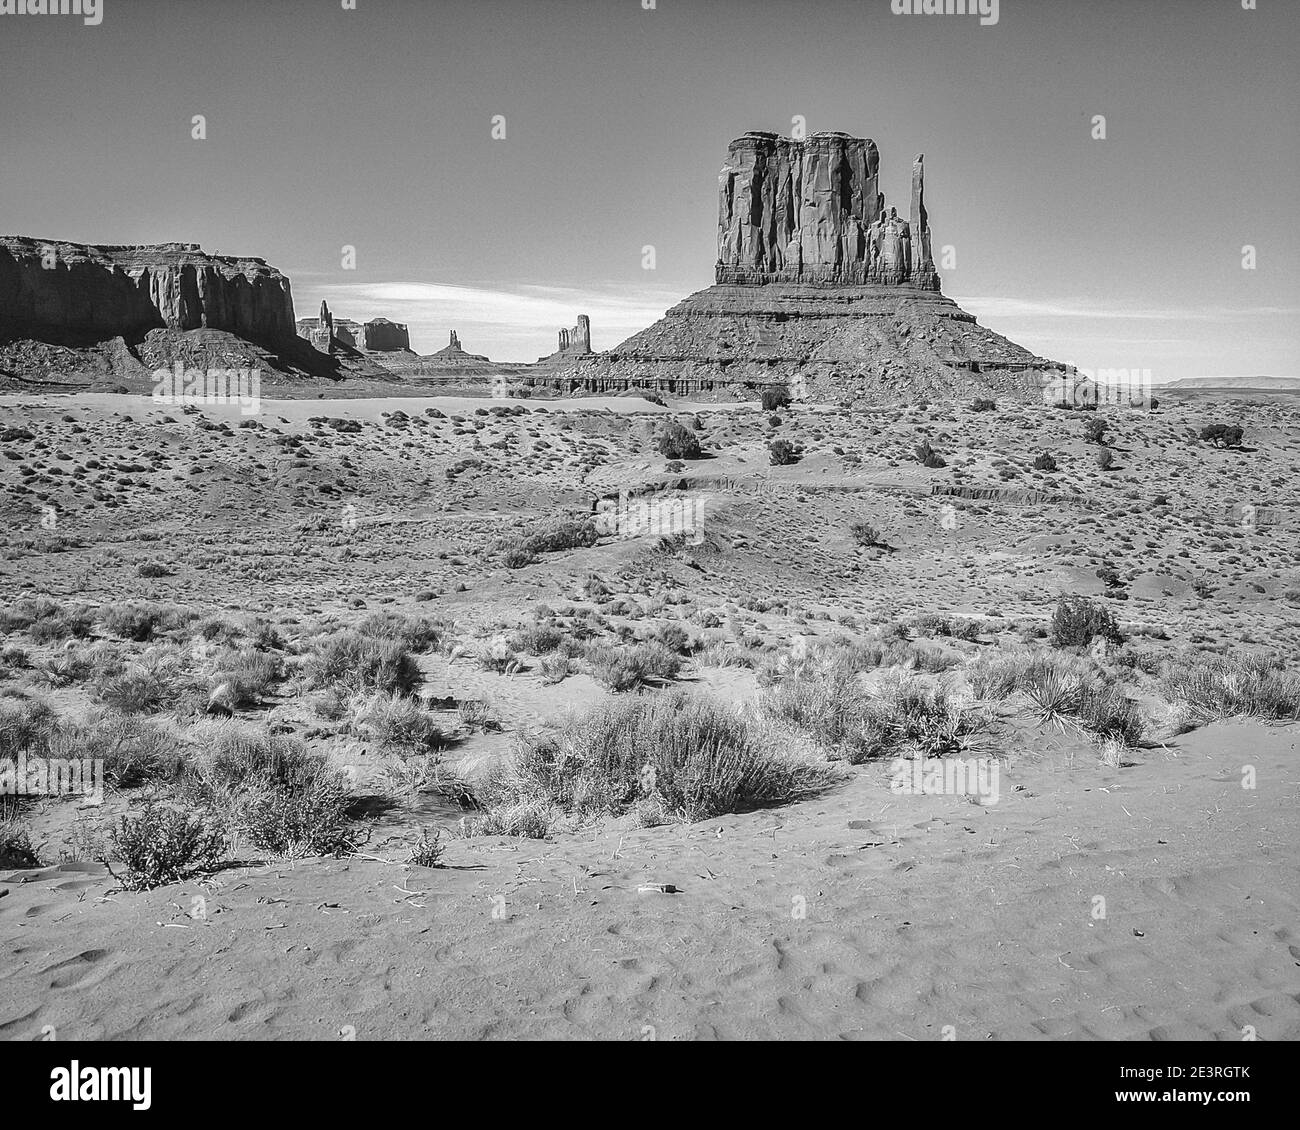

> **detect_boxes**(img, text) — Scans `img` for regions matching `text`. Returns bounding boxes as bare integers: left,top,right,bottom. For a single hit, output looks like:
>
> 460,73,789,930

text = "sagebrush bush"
209,647,283,708
350,691,445,751
657,421,702,460
0,810,42,868
502,519,600,568
356,612,445,653
108,803,226,890
1160,652,1300,726
304,630,422,696
585,641,681,691
471,691,831,831
1051,595,1122,649
100,602,191,642
768,439,799,466
1,596,94,642
235,770,353,859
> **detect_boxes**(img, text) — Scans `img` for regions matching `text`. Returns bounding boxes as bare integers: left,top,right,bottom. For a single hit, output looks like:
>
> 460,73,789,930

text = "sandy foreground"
1,390,1297,1041
3,719,1296,1041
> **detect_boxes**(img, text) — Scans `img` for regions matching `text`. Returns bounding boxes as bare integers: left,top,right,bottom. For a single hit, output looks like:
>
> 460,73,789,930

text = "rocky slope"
0,237,297,348
534,131,1066,404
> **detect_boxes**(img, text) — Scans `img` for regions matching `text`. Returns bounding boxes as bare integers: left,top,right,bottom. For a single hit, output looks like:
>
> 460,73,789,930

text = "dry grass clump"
0,695,185,788
0,804,42,868
349,691,446,751
464,690,832,836
355,611,447,654
501,518,599,568
182,729,354,859
208,646,284,708
1160,652,1300,728
583,640,681,691
92,647,202,716
763,659,990,763
304,630,422,696
1,596,94,642
99,601,193,643
968,648,1144,746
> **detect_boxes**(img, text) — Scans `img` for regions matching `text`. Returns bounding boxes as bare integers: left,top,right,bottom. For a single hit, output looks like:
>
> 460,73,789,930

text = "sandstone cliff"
0,237,297,349
530,130,1064,404
715,132,939,290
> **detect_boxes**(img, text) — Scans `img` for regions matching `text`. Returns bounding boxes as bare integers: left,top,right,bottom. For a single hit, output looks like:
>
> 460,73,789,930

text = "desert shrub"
304,630,421,696
67,711,186,788
850,521,881,547
183,730,353,858
1160,653,1300,726
236,770,353,858
350,691,445,751
502,545,533,569
540,654,574,685
585,641,680,691
185,731,323,802
970,398,996,413
1084,418,1109,445
137,562,174,579
407,828,444,867
870,681,991,759
472,691,831,828
1050,595,1122,649
509,622,566,656
0,812,42,868
1,596,93,642
93,652,196,716
654,623,692,655
657,421,702,461
100,602,191,642
209,647,283,708
503,519,600,567
1033,453,1057,472
768,439,799,466
356,612,445,653
761,386,793,411
108,803,226,891
1095,447,1114,470
1200,424,1244,448
763,660,877,761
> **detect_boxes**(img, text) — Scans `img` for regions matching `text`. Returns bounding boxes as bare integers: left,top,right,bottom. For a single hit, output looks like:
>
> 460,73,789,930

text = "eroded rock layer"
716,132,938,290
0,237,297,349
529,284,1065,404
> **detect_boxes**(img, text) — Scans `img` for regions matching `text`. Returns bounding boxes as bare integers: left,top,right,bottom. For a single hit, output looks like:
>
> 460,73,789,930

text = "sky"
1,0,1296,380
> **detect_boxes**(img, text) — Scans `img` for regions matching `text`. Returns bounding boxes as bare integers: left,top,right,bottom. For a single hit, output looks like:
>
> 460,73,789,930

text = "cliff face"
715,132,939,290
0,237,297,348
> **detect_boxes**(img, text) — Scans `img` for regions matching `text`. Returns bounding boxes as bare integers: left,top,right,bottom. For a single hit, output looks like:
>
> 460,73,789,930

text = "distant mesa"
530,130,1068,404
430,330,490,363
0,235,346,386
296,301,412,355
0,236,296,350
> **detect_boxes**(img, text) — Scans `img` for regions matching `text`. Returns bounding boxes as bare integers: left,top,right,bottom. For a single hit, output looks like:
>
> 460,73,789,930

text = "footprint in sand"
42,949,116,991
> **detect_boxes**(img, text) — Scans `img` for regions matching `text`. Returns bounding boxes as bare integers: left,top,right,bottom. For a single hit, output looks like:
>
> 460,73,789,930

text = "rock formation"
0,237,297,349
429,331,490,363
530,130,1064,403
557,315,592,355
715,132,938,290
296,307,411,354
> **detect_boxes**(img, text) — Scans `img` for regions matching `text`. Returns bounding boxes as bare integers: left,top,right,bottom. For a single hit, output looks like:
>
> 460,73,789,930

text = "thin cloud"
953,296,1298,322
